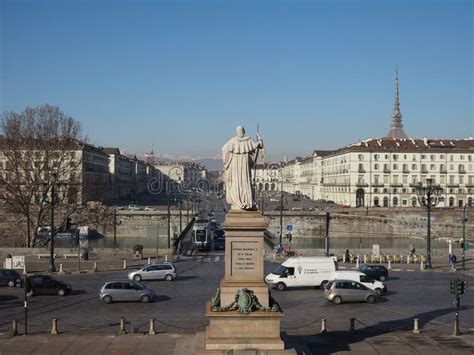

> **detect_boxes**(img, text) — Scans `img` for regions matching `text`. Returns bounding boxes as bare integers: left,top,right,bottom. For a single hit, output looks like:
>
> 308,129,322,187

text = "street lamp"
43,173,61,273
462,200,472,271
415,178,443,269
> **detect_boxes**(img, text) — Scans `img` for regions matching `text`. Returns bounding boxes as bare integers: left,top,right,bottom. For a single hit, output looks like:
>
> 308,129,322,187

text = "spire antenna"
386,66,408,139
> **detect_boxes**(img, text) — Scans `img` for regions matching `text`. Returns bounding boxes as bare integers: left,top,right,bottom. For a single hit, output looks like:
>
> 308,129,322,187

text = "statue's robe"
222,136,259,210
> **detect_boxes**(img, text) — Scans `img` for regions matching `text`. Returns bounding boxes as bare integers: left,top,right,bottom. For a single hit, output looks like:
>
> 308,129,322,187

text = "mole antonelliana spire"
386,67,409,139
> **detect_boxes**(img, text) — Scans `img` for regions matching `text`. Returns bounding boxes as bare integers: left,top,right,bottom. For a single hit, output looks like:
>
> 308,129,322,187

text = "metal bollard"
356,256,360,269
58,263,64,274
321,318,327,334
407,255,410,264
342,254,346,263
388,260,392,270
149,318,156,335
363,255,367,263
350,318,355,332
93,262,98,272
51,318,58,335
165,255,168,262
11,320,18,336
420,261,424,271
122,260,127,269
148,257,151,264
119,317,126,335
413,318,420,334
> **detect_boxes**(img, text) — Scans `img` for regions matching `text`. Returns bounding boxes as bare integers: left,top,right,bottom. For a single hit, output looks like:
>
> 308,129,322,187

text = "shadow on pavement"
284,305,473,354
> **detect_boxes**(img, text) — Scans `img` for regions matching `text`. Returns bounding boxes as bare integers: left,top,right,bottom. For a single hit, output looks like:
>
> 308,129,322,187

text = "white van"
265,257,338,291
333,270,387,296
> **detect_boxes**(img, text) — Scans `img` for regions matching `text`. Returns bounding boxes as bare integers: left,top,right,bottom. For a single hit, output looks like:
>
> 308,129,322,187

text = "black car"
214,237,225,251
359,265,389,281
0,269,21,287
27,275,72,296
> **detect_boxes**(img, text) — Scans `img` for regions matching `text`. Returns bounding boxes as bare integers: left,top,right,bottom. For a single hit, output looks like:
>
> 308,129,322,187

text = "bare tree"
0,104,85,247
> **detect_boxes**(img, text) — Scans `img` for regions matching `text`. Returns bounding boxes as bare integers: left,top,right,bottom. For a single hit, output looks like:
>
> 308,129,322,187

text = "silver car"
100,280,156,304
128,262,176,282
323,280,379,304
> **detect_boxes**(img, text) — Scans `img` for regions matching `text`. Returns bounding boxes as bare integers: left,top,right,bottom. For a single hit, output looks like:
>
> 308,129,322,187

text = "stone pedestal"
205,210,285,351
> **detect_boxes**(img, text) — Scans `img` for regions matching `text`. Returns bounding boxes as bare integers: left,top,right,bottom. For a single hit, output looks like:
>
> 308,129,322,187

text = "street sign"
287,224,293,232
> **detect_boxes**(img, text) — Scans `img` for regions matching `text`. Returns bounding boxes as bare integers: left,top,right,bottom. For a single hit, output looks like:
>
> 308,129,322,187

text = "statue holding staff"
222,126,263,210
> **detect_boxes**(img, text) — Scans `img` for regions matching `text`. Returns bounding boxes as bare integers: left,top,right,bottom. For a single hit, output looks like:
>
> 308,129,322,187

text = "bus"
193,219,211,250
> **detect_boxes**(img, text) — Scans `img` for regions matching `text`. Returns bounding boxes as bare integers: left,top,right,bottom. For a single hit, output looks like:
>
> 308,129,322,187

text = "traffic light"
450,279,457,294
457,280,464,294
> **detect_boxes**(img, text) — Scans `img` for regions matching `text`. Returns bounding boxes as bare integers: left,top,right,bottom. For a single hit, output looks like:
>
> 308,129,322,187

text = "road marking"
214,256,220,262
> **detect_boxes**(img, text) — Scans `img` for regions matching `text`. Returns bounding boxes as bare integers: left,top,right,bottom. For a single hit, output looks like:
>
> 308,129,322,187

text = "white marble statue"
222,126,263,210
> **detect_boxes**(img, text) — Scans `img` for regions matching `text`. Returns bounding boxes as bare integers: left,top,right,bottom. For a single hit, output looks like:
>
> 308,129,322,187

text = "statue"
222,126,263,210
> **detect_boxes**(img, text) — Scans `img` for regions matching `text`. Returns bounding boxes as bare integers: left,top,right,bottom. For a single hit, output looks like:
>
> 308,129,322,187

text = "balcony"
421,169,429,174
355,182,369,187
403,168,410,174
459,169,466,174
390,183,403,187
358,168,366,173
372,183,384,187
409,183,420,187
383,168,391,173
447,183,460,188
440,168,447,174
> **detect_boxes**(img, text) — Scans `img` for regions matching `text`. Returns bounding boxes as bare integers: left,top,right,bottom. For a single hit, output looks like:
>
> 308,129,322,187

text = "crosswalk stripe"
214,256,220,262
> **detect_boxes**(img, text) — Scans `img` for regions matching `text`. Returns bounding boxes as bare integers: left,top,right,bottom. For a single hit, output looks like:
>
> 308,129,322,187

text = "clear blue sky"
1,0,472,161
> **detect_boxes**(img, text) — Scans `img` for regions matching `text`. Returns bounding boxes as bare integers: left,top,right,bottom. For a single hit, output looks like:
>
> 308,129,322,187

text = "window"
421,155,426,159
336,281,351,289
412,164,417,170
374,163,379,170
449,197,454,207
430,164,435,171
111,283,123,289
374,197,379,206
402,199,408,206
374,154,379,161
123,282,135,290
412,197,417,206
430,155,435,161
393,154,398,161
358,154,364,160
383,196,389,207
393,197,398,206
393,164,398,170
385,154,389,159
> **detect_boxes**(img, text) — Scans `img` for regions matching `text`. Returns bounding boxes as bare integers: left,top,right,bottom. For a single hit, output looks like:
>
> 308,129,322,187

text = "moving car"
128,204,142,211
128,262,176,282
27,275,72,296
359,264,389,281
333,270,387,295
265,257,338,291
100,280,156,304
144,206,156,211
323,280,379,304
214,237,225,251
0,269,21,287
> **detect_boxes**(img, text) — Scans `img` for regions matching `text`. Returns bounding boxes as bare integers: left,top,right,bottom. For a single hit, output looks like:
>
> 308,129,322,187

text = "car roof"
103,280,136,283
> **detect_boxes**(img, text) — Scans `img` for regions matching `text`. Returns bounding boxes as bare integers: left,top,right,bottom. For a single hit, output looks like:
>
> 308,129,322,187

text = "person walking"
451,254,457,271
345,249,350,264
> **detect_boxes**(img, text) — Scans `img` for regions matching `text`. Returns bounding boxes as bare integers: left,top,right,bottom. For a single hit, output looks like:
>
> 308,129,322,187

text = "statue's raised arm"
222,126,262,211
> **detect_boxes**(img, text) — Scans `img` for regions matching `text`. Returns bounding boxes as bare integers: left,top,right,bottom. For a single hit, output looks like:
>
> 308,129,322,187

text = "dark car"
214,237,225,251
359,265,389,281
27,275,72,296
0,269,21,287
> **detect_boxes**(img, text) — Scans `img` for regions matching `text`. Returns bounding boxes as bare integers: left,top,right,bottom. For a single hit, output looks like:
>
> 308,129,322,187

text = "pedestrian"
345,249,350,264
451,254,457,271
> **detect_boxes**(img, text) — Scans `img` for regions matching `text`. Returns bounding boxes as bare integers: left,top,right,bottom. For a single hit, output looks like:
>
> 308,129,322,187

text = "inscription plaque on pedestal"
231,241,258,276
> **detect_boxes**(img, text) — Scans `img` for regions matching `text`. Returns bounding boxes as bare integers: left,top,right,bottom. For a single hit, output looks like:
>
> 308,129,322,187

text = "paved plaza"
1,254,473,353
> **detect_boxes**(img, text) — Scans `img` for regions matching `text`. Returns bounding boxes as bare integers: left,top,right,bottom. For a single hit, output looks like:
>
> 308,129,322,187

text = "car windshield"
133,282,145,290
360,275,374,283
272,265,287,275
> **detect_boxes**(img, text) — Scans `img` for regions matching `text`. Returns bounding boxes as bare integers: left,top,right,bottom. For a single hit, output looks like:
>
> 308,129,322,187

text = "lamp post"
462,200,472,271
415,178,443,269
48,173,60,273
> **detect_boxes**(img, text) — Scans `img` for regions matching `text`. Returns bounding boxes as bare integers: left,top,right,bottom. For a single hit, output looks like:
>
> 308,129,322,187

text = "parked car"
128,204,142,211
27,275,72,296
0,269,21,287
333,270,387,295
128,262,176,282
144,206,156,211
323,280,379,304
99,280,156,304
359,264,389,281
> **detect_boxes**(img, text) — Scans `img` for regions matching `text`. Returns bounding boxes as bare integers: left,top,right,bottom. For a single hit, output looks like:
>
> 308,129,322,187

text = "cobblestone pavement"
1,254,474,353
